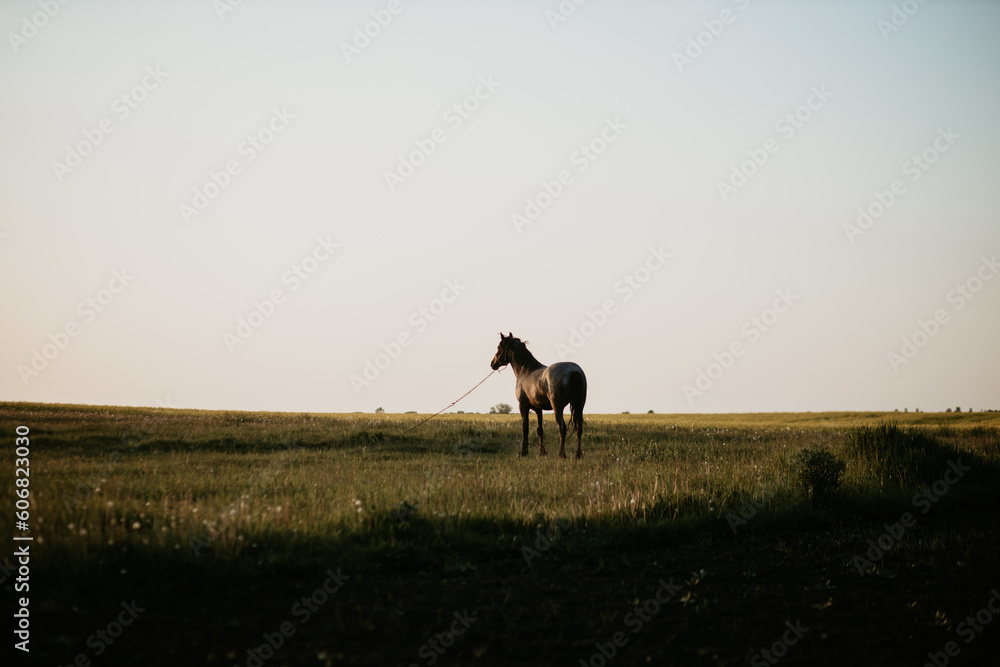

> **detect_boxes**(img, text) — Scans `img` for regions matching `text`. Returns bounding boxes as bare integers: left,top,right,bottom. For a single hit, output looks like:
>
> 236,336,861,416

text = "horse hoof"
558,453,567,459
539,451,547,457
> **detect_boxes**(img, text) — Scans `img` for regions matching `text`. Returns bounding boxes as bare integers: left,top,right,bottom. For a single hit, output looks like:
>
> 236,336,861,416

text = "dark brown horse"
490,332,587,458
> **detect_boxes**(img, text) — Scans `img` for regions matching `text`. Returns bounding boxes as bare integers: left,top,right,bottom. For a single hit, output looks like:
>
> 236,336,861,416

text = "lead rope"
397,367,502,437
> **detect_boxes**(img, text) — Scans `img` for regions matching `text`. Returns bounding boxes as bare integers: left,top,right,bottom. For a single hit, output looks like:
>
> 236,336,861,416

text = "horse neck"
510,345,545,376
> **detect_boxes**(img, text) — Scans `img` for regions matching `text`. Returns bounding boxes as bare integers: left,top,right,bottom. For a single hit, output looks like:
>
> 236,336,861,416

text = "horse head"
491,332,517,370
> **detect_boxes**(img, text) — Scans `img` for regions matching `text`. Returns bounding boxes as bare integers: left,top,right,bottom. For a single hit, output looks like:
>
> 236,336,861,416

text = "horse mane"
508,336,544,371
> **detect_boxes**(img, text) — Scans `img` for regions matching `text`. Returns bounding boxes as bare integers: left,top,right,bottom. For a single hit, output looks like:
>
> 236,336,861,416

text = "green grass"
4,404,999,568
2,402,999,665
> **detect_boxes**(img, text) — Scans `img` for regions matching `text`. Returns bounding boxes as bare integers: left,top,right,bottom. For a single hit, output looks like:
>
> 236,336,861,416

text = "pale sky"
1,0,998,414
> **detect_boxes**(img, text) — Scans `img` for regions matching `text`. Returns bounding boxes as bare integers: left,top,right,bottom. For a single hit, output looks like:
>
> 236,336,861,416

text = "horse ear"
499,332,505,339
507,331,513,338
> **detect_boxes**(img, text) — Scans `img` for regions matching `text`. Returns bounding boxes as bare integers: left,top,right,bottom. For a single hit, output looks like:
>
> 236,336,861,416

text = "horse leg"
519,403,530,457
536,409,547,457
572,403,584,459
554,404,568,459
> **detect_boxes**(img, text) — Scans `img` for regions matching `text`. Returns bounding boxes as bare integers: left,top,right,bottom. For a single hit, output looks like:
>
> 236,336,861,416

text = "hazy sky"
2,0,998,414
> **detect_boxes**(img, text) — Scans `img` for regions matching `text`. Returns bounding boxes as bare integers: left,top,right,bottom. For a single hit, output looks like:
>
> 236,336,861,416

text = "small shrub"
793,448,846,503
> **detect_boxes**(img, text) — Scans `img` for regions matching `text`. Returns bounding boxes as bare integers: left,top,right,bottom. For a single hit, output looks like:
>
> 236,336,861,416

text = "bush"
793,448,846,503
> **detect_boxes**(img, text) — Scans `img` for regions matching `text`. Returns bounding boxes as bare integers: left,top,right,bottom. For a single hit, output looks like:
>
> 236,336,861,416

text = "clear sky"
1,0,998,414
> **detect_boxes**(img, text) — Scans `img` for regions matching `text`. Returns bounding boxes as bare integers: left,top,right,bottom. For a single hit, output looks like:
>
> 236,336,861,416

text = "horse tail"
569,369,586,428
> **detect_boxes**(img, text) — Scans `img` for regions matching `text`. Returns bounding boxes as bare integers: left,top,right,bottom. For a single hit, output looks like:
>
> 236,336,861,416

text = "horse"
490,332,587,459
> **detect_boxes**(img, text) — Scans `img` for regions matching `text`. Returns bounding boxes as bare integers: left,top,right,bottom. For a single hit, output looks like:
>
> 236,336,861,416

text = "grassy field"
3,402,999,666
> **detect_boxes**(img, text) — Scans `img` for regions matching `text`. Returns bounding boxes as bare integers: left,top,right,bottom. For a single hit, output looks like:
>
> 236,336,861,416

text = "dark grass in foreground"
2,403,999,666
